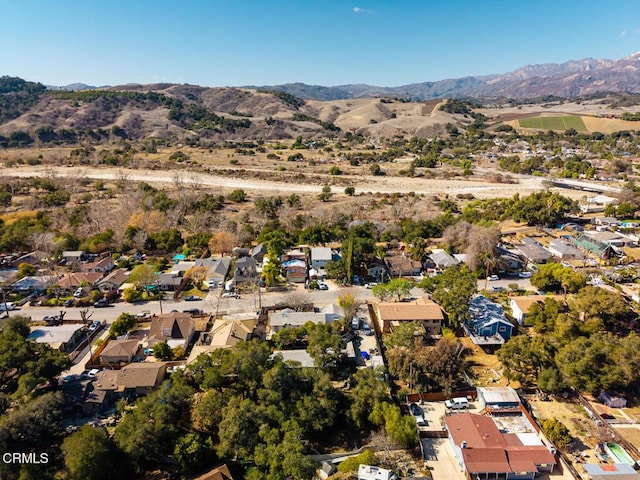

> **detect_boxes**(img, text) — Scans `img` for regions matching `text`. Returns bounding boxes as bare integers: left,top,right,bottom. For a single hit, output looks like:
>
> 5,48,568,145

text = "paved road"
18,276,535,324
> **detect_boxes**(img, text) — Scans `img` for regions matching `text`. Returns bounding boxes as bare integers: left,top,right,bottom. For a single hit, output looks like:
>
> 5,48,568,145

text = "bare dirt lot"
460,337,509,387
1,164,587,200
614,425,640,449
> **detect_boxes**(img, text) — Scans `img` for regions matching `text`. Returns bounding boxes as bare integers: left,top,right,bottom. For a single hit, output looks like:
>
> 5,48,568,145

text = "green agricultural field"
519,115,588,132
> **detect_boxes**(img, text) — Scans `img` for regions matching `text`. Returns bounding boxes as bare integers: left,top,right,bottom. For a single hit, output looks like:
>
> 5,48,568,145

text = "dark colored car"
63,299,75,307
183,308,203,315
94,298,109,308
183,295,201,302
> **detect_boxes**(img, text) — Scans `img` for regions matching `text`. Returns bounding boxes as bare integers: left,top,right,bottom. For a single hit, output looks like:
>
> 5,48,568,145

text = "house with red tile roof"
445,412,556,479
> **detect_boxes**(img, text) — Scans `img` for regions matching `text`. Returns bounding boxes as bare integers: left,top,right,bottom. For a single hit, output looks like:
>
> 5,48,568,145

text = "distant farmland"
518,115,588,131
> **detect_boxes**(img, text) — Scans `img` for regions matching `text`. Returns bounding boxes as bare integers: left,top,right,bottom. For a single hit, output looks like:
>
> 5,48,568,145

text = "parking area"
419,400,481,431
421,438,465,480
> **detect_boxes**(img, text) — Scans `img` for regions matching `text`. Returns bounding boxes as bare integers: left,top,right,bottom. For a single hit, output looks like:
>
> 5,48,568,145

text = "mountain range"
247,52,640,100
46,52,640,101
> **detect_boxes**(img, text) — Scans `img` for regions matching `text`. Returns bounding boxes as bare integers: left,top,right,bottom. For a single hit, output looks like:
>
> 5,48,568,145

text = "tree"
420,264,477,328
208,231,238,257
17,262,35,278
0,391,64,456
185,265,208,289
498,335,555,386
261,252,282,287
541,418,572,449
347,369,390,428
509,192,576,227
530,263,585,294
384,321,421,348
556,334,631,394
372,278,413,302
191,389,226,434
217,397,262,459
338,290,358,324
253,420,317,479
109,313,136,338
114,378,193,469
173,433,216,476
153,341,172,360
344,186,355,196
61,425,130,480
128,264,156,290
568,286,633,333
306,323,344,372
0,318,69,396
325,259,347,283
283,291,312,311
369,401,416,448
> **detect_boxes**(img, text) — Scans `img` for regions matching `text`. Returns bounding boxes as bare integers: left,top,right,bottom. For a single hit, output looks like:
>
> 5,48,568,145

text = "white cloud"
622,29,627,37
353,6,372,14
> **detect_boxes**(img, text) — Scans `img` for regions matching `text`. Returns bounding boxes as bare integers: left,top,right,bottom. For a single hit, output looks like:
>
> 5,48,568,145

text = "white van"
445,397,469,410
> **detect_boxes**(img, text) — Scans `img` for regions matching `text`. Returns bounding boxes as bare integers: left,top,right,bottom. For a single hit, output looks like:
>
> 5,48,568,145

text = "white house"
310,247,332,269
510,295,563,325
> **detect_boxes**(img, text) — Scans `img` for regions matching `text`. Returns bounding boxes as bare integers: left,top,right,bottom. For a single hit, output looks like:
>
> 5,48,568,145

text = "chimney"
461,441,467,449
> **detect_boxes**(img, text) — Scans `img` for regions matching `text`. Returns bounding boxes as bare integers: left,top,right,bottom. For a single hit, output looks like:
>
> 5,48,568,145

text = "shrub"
337,449,377,473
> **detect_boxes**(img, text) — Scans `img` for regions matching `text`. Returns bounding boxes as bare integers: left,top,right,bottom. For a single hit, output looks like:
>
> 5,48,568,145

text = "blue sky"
2,0,640,87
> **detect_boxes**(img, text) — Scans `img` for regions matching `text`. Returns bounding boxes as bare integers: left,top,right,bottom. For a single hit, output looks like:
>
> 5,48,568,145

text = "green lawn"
519,115,587,131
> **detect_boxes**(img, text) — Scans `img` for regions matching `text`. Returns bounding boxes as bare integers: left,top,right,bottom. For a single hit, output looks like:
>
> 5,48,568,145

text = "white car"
221,292,240,299
518,271,532,278
409,403,427,426
364,283,378,289
0,302,15,311
488,275,500,281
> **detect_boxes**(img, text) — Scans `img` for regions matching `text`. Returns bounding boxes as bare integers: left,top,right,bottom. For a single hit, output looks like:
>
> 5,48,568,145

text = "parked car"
88,320,101,332
183,295,201,302
362,323,373,336
73,287,84,297
488,275,500,281
93,298,109,308
518,271,532,278
491,286,505,293
63,299,75,307
221,292,240,299
136,312,150,318
444,397,469,410
409,403,427,426
0,302,16,311
364,283,378,289
318,283,329,290
183,308,202,315
44,315,62,326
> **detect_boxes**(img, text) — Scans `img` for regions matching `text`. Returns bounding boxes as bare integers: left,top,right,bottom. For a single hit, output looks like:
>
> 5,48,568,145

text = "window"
498,326,506,332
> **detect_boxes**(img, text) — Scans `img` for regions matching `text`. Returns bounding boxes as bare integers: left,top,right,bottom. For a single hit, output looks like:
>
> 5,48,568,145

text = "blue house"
464,295,513,347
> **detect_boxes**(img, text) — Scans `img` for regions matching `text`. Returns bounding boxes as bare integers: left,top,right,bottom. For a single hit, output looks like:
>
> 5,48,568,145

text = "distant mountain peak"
254,52,640,100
